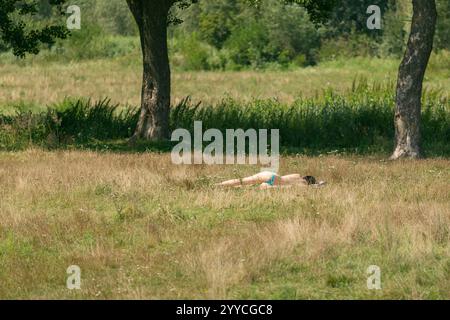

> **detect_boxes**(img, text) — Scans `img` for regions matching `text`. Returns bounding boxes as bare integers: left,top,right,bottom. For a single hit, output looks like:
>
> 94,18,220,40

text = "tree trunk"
127,0,173,141
391,0,437,159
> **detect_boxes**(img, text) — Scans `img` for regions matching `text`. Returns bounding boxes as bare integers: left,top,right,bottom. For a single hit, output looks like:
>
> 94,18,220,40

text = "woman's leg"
259,182,275,190
218,171,276,187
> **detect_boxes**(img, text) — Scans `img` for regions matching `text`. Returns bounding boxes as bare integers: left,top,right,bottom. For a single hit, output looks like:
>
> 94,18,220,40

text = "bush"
48,24,140,61
94,0,138,36
173,0,321,69
377,1,407,58
262,3,321,66
170,33,225,71
435,0,450,51
319,33,381,61
224,21,273,68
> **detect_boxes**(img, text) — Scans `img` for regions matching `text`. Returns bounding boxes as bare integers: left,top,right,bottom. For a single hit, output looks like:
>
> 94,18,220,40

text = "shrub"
170,33,224,71
94,0,138,36
318,33,380,61
224,22,273,68
435,0,450,51
49,24,140,61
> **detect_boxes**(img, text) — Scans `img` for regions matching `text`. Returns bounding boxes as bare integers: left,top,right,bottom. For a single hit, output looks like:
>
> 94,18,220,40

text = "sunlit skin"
217,171,323,190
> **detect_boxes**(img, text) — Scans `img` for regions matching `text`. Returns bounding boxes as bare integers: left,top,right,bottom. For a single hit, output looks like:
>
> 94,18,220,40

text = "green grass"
1,82,448,156
1,52,448,108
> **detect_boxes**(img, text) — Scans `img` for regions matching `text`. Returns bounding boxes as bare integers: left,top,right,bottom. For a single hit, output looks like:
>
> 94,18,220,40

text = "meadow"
0,51,449,110
0,150,449,299
0,54,449,299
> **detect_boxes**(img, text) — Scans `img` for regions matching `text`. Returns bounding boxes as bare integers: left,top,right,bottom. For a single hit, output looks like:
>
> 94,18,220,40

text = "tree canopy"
0,0,68,57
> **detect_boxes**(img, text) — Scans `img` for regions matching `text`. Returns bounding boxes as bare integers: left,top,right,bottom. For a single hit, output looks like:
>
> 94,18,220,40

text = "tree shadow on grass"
68,139,176,153
41,138,450,159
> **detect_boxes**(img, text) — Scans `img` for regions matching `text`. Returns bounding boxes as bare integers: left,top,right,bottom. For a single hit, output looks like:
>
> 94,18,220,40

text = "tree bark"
391,0,437,159
127,0,174,141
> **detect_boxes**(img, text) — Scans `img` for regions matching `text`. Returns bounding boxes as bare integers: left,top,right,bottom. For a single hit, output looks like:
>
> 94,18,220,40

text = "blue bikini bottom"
265,174,277,186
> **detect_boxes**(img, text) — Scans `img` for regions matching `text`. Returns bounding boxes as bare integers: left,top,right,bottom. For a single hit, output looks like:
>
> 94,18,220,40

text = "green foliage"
0,0,68,57
263,2,321,65
282,0,338,24
377,0,407,58
224,21,272,68
196,0,238,48
318,33,380,61
321,0,388,38
52,23,103,59
170,32,224,70
2,0,449,69
169,0,449,69
50,24,140,60
435,0,450,51
174,0,321,69
94,0,137,36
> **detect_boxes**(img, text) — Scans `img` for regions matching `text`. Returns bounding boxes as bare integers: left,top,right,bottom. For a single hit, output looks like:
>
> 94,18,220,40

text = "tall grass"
1,150,449,299
1,83,449,155
172,82,449,155
0,99,138,150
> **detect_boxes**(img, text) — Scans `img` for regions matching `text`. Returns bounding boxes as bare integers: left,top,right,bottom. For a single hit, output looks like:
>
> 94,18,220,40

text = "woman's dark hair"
303,176,317,185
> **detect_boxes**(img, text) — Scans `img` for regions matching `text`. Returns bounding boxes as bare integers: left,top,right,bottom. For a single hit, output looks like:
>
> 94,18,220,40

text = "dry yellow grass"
0,149,449,299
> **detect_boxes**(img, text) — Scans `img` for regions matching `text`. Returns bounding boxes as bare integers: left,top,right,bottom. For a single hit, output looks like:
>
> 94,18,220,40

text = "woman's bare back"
218,172,325,189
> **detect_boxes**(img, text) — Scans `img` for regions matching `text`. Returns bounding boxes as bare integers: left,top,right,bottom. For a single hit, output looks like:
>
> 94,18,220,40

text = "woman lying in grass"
218,171,325,189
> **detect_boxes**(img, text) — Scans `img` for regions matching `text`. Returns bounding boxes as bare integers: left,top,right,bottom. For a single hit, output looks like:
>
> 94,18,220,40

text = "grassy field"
0,52,449,112
0,54,449,299
0,150,449,299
